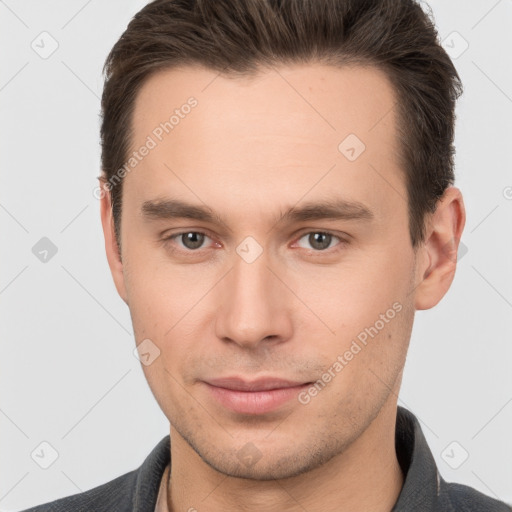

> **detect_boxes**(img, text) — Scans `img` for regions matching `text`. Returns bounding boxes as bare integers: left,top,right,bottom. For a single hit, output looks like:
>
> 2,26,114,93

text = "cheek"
123,251,215,372
123,241,206,322
284,251,414,384
290,252,410,331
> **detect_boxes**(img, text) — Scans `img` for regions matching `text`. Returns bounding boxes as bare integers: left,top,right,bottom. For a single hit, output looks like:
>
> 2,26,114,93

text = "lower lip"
204,383,311,415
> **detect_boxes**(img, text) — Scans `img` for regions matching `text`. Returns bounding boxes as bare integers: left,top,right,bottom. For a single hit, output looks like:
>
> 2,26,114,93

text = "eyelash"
161,230,347,255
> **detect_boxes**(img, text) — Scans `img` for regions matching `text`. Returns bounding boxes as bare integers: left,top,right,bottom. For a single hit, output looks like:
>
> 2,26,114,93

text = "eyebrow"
141,197,374,229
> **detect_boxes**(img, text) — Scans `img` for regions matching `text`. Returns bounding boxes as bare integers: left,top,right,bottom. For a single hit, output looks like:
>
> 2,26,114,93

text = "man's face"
107,63,421,479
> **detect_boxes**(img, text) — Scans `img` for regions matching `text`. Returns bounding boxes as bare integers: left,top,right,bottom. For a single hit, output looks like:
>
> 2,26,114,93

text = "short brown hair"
100,0,463,250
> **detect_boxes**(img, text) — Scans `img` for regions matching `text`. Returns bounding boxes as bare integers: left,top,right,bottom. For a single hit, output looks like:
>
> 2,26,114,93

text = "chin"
191,435,345,481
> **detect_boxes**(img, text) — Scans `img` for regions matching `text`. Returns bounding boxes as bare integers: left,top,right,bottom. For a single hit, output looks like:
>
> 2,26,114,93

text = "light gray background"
1,0,511,510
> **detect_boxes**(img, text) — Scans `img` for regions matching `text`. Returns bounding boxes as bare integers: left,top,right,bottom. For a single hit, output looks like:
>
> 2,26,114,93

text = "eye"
164,231,213,251
162,230,346,255
295,231,344,252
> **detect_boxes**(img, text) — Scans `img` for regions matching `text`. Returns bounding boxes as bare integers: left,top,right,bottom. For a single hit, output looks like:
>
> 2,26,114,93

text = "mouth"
202,376,313,415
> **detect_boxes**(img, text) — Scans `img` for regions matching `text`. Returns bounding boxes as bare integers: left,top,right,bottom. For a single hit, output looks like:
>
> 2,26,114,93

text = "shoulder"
19,435,170,512
18,469,138,512
440,480,512,512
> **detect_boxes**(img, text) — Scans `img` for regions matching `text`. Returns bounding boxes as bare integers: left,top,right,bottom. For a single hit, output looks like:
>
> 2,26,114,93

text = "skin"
100,63,465,511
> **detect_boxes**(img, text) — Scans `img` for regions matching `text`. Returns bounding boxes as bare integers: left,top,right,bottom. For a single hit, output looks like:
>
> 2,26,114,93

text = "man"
22,0,511,510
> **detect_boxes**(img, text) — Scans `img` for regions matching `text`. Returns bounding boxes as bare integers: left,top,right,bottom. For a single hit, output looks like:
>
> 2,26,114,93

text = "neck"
166,400,404,512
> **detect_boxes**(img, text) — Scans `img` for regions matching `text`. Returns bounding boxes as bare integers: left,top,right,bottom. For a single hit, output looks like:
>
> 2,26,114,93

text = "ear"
99,181,128,304
414,186,466,310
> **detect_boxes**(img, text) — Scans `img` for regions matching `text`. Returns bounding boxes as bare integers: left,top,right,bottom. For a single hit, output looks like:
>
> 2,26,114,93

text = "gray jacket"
20,406,511,511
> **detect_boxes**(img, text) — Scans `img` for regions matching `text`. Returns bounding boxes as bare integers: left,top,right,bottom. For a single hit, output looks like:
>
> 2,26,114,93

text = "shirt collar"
392,405,442,510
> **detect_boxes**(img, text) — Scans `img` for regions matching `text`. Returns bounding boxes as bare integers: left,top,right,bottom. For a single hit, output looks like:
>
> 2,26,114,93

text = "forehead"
125,62,404,225
132,62,398,148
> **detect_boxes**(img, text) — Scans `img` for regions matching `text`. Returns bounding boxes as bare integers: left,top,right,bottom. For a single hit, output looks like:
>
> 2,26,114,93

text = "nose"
214,247,293,350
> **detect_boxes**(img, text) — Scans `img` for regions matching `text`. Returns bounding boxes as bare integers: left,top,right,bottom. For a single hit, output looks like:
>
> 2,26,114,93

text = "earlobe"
99,181,128,304
414,187,466,310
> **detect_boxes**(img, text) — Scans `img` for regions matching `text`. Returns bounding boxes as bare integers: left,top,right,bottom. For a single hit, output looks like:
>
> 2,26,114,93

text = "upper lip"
204,377,310,392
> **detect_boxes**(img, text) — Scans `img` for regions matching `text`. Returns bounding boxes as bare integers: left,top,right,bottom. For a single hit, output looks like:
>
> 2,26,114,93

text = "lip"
203,377,312,415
